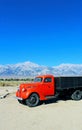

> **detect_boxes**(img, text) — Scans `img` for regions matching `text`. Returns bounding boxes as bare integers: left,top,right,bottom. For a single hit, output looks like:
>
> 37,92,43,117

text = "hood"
20,82,41,89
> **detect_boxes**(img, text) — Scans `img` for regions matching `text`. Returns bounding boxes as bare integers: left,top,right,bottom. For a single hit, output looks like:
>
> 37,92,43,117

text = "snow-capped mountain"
0,61,82,78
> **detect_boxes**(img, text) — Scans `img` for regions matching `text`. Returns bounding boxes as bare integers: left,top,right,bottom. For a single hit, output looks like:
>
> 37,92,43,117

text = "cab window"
34,77,43,82
44,77,52,83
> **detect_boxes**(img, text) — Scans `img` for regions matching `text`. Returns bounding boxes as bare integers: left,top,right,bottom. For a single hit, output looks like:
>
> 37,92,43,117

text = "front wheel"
18,100,25,104
71,90,82,100
25,93,39,107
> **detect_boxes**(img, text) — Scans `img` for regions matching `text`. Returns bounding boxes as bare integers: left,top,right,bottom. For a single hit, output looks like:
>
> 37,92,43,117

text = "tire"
71,90,82,100
18,99,22,104
18,100,25,104
25,93,39,107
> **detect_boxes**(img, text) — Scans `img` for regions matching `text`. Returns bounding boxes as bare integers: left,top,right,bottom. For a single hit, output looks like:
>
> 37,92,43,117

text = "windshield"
34,77,43,82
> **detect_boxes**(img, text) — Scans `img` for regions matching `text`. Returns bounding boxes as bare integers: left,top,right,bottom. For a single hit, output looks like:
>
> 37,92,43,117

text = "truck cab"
16,75,55,107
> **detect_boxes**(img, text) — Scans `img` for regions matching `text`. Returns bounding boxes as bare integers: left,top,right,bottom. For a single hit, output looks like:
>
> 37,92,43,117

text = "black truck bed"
55,76,82,90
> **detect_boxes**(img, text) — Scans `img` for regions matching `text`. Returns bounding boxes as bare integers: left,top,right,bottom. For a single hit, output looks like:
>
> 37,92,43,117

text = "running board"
46,93,59,100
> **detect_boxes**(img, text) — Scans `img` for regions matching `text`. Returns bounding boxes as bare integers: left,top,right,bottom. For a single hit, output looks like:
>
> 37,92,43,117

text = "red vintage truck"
16,74,82,107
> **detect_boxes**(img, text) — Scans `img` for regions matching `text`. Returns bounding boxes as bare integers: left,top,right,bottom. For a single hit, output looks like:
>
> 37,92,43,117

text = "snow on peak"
0,61,82,78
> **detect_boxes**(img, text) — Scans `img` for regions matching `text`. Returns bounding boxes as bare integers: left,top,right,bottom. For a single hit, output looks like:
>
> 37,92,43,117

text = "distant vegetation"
0,78,34,87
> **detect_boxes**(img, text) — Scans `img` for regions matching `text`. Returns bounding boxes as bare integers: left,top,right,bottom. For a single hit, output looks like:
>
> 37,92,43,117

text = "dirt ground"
0,87,82,130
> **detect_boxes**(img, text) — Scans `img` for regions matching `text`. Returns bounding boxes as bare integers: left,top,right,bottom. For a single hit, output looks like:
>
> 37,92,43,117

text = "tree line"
0,78,34,81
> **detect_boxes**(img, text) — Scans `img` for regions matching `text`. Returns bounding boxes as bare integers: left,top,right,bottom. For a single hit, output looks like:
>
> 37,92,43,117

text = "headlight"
22,88,26,92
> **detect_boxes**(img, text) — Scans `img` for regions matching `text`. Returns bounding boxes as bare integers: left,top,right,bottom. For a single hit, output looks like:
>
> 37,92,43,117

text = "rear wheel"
71,90,82,100
25,93,39,107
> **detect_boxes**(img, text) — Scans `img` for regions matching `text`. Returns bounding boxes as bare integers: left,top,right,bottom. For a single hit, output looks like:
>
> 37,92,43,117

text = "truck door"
42,77,54,96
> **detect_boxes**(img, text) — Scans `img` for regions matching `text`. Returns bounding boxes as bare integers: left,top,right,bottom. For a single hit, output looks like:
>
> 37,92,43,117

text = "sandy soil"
0,87,82,130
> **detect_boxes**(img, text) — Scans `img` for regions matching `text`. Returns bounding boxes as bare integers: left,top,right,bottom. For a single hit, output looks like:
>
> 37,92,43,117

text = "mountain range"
0,61,82,78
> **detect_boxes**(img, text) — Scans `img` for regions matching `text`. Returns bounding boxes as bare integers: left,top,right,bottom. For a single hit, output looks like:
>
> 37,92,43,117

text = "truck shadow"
43,96,71,105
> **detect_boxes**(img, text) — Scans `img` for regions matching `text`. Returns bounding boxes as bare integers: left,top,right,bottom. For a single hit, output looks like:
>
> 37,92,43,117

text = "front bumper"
15,96,23,101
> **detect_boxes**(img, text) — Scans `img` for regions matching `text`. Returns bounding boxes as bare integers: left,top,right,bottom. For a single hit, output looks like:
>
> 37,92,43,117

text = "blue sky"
0,0,82,66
